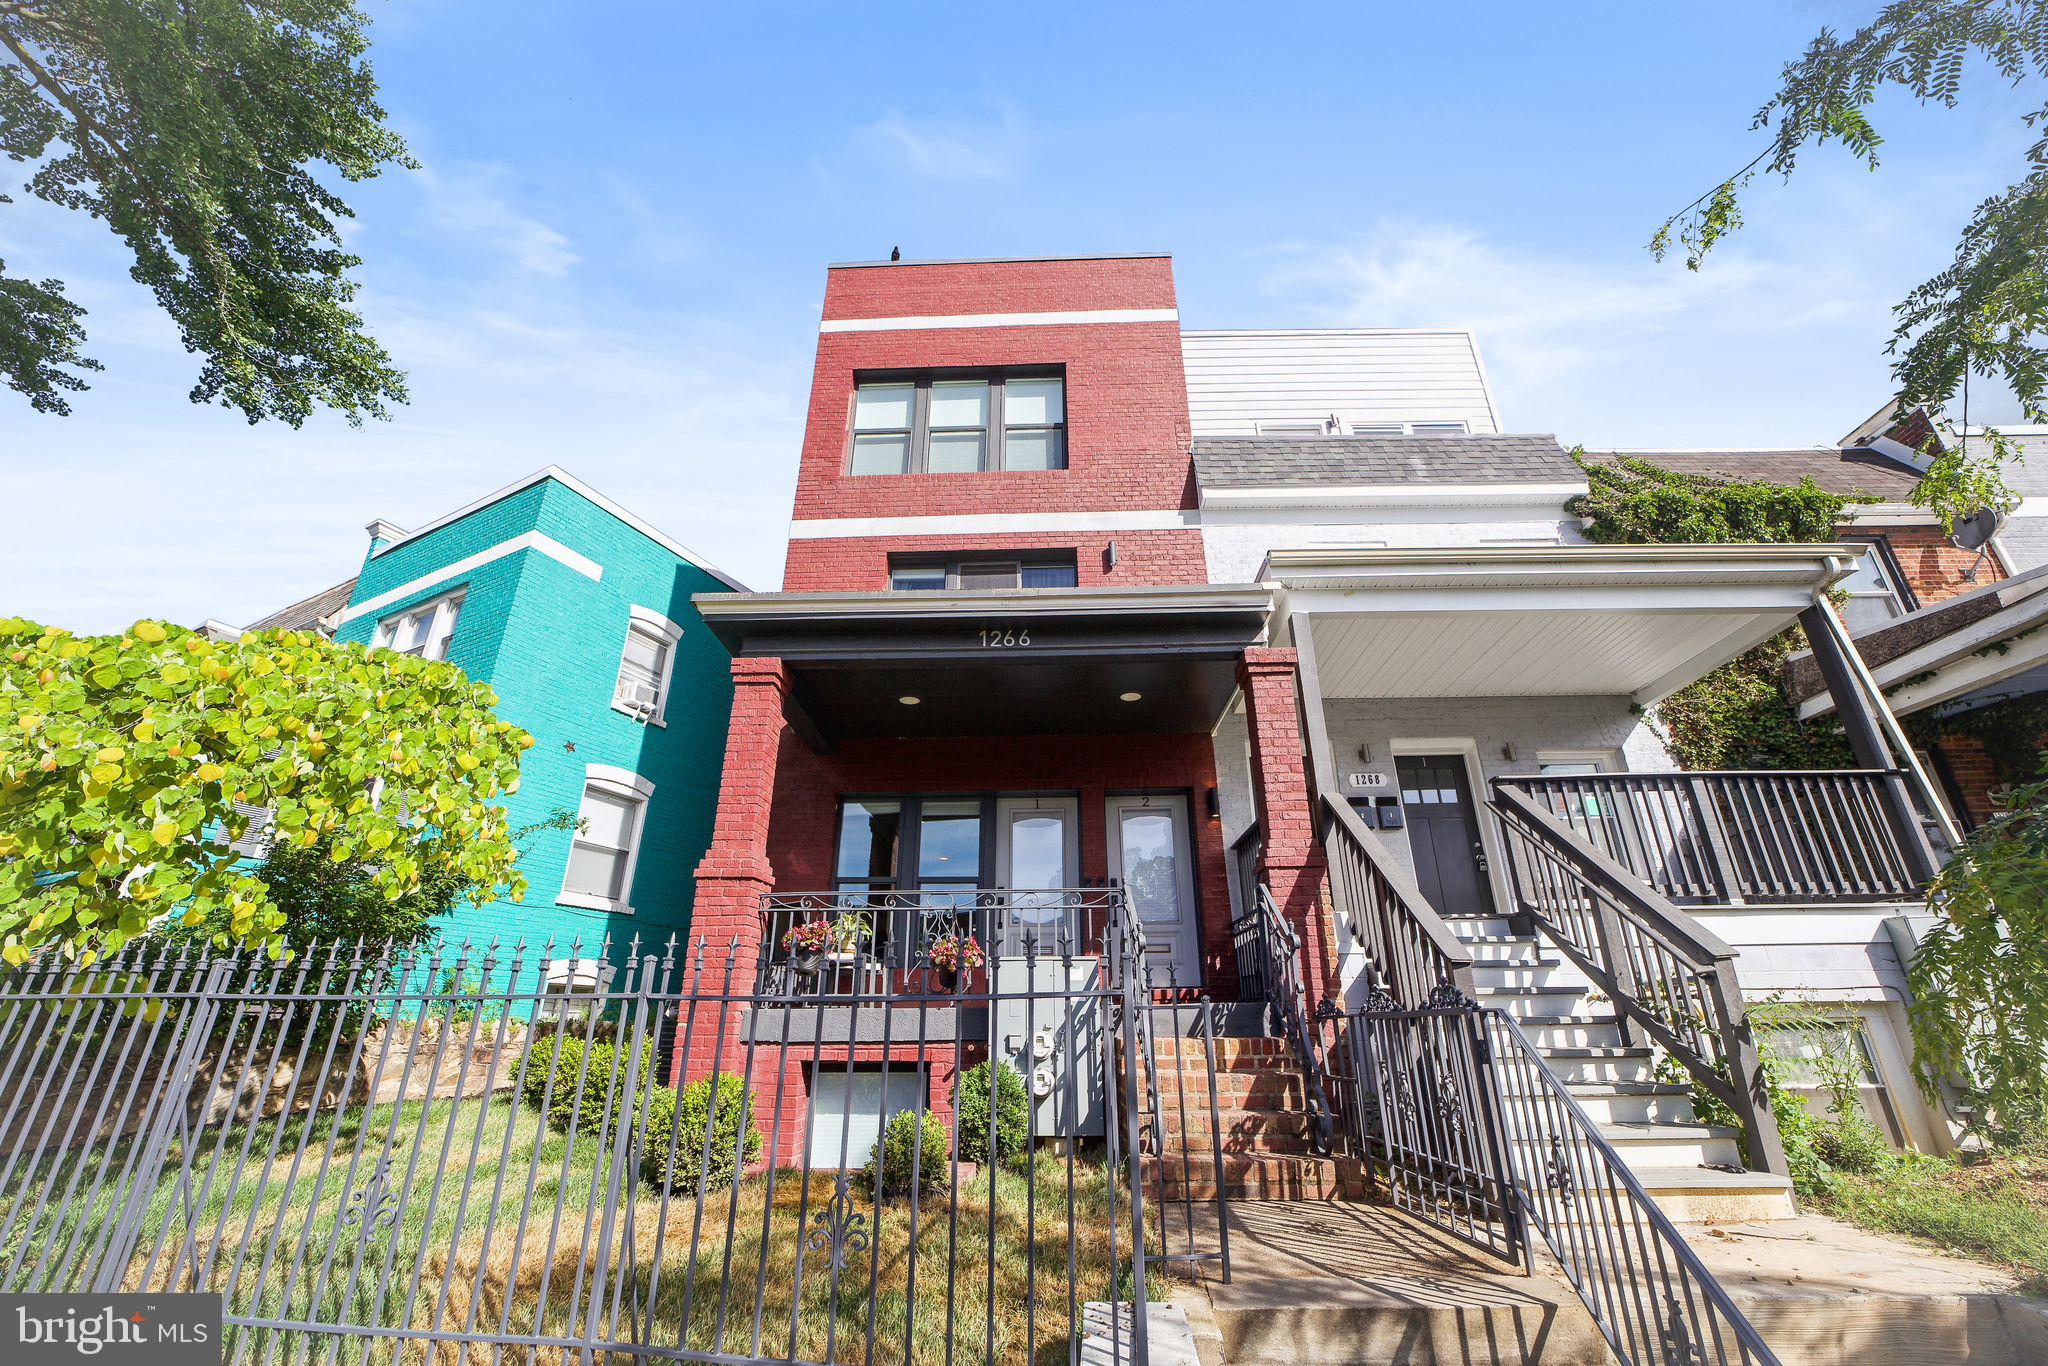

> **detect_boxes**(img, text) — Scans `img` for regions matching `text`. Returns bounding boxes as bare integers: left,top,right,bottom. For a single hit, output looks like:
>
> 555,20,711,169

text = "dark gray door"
1396,754,1496,919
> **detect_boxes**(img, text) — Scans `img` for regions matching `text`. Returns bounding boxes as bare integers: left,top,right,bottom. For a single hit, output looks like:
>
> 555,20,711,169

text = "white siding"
1201,513,1582,584
1182,329,1503,437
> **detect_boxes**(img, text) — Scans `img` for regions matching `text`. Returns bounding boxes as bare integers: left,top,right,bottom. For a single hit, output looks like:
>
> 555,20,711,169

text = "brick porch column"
677,657,791,1083
1238,648,1338,1012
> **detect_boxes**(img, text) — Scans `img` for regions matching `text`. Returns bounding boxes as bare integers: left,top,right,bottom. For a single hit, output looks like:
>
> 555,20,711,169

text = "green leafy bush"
520,1035,648,1135
638,1074,763,1192
953,1060,1030,1167
864,1109,951,1199
1812,1109,1892,1176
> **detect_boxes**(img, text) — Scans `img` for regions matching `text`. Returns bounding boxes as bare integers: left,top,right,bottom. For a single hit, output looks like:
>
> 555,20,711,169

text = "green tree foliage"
0,617,532,964
1653,1,2048,525
1569,454,1858,768
0,0,412,422
953,1059,1030,1167
1910,754,2048,1138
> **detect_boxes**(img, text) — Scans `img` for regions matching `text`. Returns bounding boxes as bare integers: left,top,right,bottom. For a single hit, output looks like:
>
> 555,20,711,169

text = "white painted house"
1192,331,1960,1187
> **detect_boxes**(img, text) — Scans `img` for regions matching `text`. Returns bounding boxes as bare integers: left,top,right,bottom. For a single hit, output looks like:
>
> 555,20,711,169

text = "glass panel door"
996,796,1078,949
1107,794,1199,988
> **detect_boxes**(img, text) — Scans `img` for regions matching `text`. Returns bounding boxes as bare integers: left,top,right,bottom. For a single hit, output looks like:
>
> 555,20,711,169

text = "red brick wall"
783,528,1208,592
1879,525,2006,605
764,729,1236,991
786,257,1200,589
1934,735,2005,828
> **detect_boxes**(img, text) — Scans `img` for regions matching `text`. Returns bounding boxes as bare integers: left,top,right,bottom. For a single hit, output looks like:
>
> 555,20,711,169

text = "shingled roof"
1588,448,1922,500
246,577,357,635
1193,433,1581,488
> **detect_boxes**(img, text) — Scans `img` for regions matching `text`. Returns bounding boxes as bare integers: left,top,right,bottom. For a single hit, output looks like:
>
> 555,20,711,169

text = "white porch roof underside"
1268,544,1858,705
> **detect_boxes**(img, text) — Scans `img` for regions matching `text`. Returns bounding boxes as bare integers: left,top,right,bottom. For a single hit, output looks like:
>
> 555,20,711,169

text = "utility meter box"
990,954,1104,1139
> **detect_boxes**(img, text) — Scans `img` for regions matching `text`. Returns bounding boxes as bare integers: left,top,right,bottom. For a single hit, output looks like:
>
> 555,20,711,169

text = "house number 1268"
979,627,1030,648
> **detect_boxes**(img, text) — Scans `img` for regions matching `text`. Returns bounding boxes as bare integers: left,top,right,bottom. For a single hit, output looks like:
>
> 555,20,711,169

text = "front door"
1395,754,1497,919
995,796,1079,947
1106,793,1201,988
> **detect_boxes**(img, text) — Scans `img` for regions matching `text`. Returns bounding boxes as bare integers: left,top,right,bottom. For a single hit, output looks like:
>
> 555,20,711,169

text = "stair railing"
1342,998,1783,1365
1488,782,1787,1176
1319,789,1476,1006
1226,883,1335,1154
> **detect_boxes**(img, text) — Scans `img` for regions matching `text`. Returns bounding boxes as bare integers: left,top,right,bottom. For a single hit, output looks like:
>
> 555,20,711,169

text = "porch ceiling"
1272,544,1858,704
693,584,1271,741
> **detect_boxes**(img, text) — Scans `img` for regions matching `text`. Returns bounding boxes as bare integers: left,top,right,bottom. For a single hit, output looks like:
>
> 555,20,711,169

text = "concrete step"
1538,1045,1658,1085
1556,1082,1694,1126
1508,1120,1743,1169
1472,985,1596,1021
1456,934,1546,963
1470,958,1585,990
1628,1166,1799,1223
1140,1152,1370,1202
1444,916,1518,940
1519,1018,1626,1050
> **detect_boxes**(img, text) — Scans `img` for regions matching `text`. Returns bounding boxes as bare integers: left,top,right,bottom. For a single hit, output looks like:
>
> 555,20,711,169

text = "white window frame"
1534,748,1621,774
611,605,684,726
373,589,465,662
1838,539,1910,631
558,765,655,915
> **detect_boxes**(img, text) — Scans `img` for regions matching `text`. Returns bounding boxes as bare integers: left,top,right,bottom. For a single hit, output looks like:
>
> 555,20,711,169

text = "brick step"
1149,1037,1291,1064
1145,1074,1310,1107
1140,1152,1371,1202
1156,1108,1323,1154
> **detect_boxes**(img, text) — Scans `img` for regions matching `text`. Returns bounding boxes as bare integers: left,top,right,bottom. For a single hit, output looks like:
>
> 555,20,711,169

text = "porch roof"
1265,544,1859,704
693,584,1272,741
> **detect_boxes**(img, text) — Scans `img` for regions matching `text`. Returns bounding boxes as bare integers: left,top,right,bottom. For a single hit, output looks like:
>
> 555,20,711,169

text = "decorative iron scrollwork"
1544,1137,1574,1206
338,1155,401,1238
803,1178,872,1274
1430,1060,1466,1136
1364,987,1402,1015
1659,1293,1707,1366
1425,982,1475,1011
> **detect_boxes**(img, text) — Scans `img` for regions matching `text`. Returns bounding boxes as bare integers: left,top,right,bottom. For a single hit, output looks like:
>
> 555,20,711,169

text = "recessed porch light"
899,695,921,706
1119,691,1143,702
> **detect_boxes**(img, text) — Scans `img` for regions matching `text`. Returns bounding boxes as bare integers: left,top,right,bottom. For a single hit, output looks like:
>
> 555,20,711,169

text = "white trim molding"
338,532,600,624
820,307,1178,334
788,509,1198,540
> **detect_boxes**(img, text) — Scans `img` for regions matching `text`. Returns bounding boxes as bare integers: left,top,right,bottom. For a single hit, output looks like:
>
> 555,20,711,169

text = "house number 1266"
979,627,1030,648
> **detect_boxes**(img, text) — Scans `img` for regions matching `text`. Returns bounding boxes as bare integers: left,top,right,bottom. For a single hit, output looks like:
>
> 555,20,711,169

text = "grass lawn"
1807,1142,2048,1295
3,1090,1166,1364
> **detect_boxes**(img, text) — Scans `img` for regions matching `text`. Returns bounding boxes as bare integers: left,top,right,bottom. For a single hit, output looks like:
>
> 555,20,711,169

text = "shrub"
953,1060,1030,1167
519,1035,648,1135
1812,1108,1893,1176
864,1108,951,1199
638,1074,764,1192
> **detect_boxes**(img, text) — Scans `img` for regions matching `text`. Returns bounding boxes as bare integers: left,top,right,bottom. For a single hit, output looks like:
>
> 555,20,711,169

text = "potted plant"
927,932,985,994
781,919,833,990
826,911,872,965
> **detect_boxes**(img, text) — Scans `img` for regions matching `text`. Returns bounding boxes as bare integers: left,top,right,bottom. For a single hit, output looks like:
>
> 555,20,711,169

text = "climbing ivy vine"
1569,454,1864,769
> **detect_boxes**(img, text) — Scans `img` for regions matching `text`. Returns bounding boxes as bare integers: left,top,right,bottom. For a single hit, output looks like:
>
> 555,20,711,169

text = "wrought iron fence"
1324,999,1782,1366
0,912,1221,1364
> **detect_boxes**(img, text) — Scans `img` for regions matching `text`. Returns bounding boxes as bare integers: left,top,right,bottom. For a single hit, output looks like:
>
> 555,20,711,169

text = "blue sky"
2,1,2034,632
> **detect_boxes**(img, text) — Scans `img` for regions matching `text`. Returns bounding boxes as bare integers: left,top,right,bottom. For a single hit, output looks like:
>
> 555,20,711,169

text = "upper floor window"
850,371,1066,475
613,606,683,725
375,591,463,661
1839,539,1912,632
888,553,1079,591
560,766,654,914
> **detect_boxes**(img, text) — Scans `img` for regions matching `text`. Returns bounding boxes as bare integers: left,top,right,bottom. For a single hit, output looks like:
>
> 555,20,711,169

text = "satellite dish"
1951,507,2006,552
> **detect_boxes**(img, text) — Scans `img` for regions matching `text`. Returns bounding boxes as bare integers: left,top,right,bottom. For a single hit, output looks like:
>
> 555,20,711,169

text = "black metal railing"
758,888,1126,994
1489,783,1786,1176
1319,789,1476,1007
1492,770,1924,905
1329,1000,1781,1365
0,920,1230,1364
1225,884,1333,1154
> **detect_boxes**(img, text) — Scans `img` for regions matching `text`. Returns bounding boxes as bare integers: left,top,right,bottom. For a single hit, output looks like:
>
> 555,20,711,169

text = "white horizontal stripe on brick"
786,509,1198,540
338,531,601,624
819,308,1178,334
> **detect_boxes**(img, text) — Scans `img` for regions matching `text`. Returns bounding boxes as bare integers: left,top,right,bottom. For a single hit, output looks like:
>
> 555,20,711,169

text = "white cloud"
844,104,1025,183
1252,219,1897,446
412,162,579,278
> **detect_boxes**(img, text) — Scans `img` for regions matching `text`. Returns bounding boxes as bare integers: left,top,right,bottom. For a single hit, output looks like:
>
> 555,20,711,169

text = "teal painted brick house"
328,468,744,957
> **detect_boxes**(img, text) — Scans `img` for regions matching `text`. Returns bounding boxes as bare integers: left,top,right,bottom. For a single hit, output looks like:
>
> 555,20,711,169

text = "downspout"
1809,587,1967,853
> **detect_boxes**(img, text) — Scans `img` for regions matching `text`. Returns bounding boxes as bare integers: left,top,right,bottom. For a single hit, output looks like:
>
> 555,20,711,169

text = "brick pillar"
677,657,791,1083
1238,648,1337,1011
